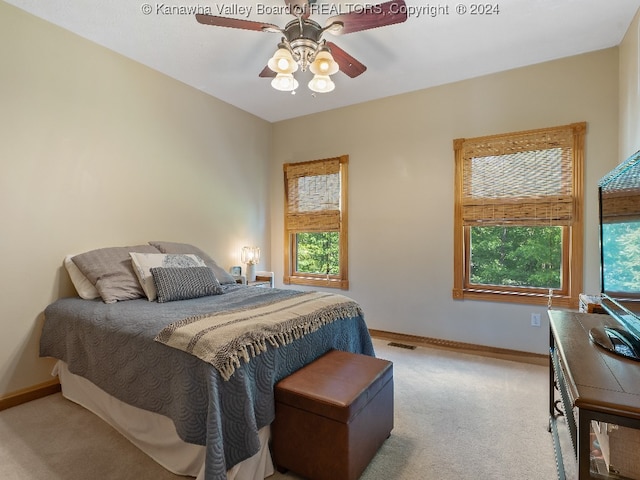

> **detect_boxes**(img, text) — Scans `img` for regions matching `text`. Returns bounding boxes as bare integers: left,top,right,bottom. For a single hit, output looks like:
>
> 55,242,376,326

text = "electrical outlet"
531,313,541,327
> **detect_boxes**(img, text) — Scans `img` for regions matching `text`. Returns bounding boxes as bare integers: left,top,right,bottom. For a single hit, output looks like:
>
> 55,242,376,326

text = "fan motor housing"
283,19,324,69
283,18,323,43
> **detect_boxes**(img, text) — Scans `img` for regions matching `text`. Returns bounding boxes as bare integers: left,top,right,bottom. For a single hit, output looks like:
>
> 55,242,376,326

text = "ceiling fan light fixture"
268,47,298,74
197,0,409,97
308,74,335,93
310,49,339,76
271,73,299,92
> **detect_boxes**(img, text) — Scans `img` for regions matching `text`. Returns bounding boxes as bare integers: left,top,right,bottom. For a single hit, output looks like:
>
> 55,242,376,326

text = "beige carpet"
0,337,565,479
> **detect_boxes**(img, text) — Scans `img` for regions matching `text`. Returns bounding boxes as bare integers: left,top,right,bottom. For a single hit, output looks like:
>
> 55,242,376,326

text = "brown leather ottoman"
271,349,393,480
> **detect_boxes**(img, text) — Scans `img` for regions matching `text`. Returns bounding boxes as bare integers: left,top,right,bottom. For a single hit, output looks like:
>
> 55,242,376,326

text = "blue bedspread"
40,284,375,480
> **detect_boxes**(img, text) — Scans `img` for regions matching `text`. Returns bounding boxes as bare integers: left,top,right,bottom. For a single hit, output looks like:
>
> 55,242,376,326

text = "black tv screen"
593,150,640,360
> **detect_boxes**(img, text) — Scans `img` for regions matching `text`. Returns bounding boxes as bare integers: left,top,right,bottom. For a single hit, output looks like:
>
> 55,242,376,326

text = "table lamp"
241,246,260,282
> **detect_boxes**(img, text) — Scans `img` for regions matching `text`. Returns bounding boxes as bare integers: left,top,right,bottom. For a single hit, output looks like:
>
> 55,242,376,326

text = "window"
453,123,586,308
283,155,349,289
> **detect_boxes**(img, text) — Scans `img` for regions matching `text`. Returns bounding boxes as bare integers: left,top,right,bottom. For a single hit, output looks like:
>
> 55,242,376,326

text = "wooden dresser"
549,310,640,479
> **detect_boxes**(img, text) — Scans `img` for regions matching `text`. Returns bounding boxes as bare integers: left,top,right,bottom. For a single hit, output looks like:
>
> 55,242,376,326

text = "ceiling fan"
195,0,408,93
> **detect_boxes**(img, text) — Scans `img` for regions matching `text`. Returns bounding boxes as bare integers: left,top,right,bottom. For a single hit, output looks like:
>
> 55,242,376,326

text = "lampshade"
308,74,335,93
241,246,260,265
310,50,339,76
271,73,299,92
268,48,298,74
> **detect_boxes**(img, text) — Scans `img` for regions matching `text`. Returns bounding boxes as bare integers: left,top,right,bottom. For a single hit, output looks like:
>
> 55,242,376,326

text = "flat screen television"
589,149,640,360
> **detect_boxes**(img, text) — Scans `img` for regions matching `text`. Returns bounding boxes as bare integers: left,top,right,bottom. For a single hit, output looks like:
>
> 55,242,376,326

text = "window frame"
452,123,585,308
283,155,349,290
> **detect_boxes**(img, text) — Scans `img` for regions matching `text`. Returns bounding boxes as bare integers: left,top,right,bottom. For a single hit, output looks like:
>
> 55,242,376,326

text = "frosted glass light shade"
271,73,299,92
308,74,335,93
310,50,339,76
268,48,298,74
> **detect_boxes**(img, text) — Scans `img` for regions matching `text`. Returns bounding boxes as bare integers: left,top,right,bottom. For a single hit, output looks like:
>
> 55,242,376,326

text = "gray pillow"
151,266,223,303
148,241,237,285
72,245,160,303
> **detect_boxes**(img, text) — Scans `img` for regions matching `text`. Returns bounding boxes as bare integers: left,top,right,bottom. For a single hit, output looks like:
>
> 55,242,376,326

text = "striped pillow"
151,266,223,303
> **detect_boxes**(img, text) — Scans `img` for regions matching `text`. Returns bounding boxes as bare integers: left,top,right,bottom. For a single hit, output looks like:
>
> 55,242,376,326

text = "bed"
39,242,375,480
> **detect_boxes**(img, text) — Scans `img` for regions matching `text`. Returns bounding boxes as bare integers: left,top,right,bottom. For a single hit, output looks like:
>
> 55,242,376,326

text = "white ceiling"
6,0,640,122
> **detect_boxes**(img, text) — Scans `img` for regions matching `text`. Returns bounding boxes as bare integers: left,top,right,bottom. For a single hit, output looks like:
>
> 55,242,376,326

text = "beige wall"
2,0,634,397
0,2,272,397
620,7,640,159
271,49,620,355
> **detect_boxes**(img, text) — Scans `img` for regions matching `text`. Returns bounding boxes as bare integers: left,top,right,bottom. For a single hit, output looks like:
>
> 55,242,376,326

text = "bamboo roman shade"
456,124,585,227
284,157,342,233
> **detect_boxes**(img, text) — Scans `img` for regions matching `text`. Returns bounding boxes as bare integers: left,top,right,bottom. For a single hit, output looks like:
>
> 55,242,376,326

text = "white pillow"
129,252,206,301
64,255,100,300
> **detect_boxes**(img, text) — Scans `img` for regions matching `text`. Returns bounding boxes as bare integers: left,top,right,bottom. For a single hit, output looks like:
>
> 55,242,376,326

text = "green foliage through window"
295,232,340,275
469,226,562,289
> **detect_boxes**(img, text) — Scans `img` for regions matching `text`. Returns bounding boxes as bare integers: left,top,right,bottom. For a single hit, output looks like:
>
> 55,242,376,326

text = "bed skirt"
53,361,274,480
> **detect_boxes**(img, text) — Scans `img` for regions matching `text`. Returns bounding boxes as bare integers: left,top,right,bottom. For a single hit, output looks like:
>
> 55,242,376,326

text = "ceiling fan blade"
326,0,408,35
285,0,311,19
259,66,277,78
195,14,280,32
326,42,367,78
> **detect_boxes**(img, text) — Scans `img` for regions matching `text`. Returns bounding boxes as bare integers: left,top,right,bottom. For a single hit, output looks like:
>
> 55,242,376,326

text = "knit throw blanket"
155,291,363,381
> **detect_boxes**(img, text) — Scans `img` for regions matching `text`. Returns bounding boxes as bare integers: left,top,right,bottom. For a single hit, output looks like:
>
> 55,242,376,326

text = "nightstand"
248,271,274,288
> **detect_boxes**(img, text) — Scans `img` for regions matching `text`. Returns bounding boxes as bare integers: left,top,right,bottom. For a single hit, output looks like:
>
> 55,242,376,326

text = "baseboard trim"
0,378,61,412
0,332,545,411
369,329,549,366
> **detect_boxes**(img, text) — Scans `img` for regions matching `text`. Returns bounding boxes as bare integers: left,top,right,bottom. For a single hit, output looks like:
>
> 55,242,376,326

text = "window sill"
453,288,576,308
284,276,349,290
